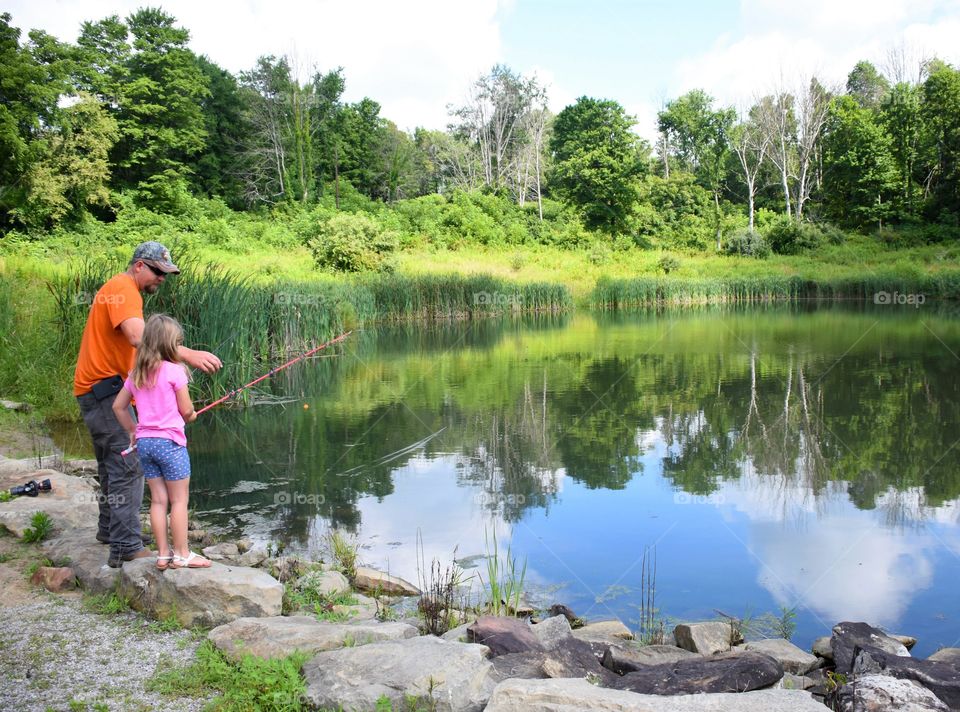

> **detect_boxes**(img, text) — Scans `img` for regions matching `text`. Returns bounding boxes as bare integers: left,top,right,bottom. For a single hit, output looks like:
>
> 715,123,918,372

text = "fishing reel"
9,479,52,497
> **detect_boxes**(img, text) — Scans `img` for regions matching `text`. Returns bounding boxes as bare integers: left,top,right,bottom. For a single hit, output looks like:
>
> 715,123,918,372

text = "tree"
730,110,770,231
549,97,645,234
754,91,796,217
881,82,925,217
821,95,898,228
237,55,293,205
846,61,889,110
793,77,832,219
74,15,129,110
339,97,386,198
921,63,960,220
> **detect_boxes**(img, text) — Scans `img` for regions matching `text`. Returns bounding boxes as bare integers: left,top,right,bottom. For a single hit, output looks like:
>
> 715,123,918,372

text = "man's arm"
119,317,222,374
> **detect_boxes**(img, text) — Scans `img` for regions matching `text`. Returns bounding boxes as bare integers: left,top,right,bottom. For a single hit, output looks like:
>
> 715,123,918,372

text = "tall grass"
480,527,527,617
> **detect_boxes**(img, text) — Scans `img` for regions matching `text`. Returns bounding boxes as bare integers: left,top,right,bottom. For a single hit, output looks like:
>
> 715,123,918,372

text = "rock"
602,644,699,674
891,634,918,651
548,603,584,628
485,678,826,711
674,621,736,655
235,538,253,553
571,619,634,645
442,622,472,642
608,651,784,695
41,528,119,595
928,648,960,664
831,621,911,675
119,558,282,628
0,470,98,537
208,616,417,661
0,399,29,412
834,675,949,712
850,647,960,709
296,569,351,598
29,566,76,592
531,615,573,650
61,459,98,476
332,592,379,621
202,542,239,561
353,566,420,596
812,635,833,660
302,635,494,712
235,548,267,568
468,615,543,656
187,529,207,543
737,638,819,675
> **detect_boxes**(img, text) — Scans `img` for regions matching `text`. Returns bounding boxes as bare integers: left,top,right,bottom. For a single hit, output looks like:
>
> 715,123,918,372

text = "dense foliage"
0,9,958,254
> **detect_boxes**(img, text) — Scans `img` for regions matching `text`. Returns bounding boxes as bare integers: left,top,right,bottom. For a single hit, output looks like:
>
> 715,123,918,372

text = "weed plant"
416,535,467,636
82,589,132,615
22,511,53,543
479,528,527,617
324,529,359,581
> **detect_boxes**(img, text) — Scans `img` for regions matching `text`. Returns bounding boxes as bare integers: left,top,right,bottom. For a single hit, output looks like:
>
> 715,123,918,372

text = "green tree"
339,97,386,199
74,15,129,109
881,82,925,218
921,63,960,221
846,60,890,110
549,96,645,234
821,95,899,228
113,8,209,208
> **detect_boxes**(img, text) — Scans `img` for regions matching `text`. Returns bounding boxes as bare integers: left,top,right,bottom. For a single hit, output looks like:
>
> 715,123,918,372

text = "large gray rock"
485,678,826,711
608,650,783,695
602,644,699,675
891,634,918,651
42,527,119,594
850,647,960,709
738,638,819,675
468,615,543,656
353,565,420,596
302,635,494,712
571,619,634,645
295,568,351,598
812,635,833,660
208,616,417,661
834,675,949,711
928,648,960,664
674,621,736,655
831,621,911,674
119,557,282,627
0,470,98,536
531,615,574,650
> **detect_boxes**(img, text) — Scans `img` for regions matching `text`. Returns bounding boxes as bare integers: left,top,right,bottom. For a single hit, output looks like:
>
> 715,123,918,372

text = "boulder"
202,542,240,561
531,614,573,650
442,622,472,643
571,619,634,645
831,621,910,674
0,470,98,536
833,675,949,712
737,638,819,675
485,678,826,711
891,634,918,651
332,592,379,621
602,644,699,675
235,547,267,568
774,672,814,691
547,603,584,628
674,621,736,655
850,647,960,709
119,557,282,627
295,569,351,598
42,528,119,594
302,635,494,712
353,565,420,596
608,650,784,695
928,648,960,665
62,459,98,476
812,635,833,660
208,616,417,661
29,565,76,592
468,615,543,656
0,399,29,412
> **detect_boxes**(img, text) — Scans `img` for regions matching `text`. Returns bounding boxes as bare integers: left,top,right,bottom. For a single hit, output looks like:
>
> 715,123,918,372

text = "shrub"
765,217,824,254
307,213,398,272
657,255,680,274
723,230,771,258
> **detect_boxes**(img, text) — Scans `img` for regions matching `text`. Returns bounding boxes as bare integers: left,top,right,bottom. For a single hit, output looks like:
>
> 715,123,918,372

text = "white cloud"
5,0,505,131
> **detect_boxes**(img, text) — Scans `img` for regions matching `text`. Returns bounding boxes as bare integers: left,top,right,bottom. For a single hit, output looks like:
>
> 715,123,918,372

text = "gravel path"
0,597,215,712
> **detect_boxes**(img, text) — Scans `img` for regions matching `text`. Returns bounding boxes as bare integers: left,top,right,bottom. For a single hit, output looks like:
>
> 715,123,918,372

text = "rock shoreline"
2,453,960,710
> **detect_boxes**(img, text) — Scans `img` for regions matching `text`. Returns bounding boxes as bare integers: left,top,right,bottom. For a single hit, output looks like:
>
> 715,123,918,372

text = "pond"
168,303,960,655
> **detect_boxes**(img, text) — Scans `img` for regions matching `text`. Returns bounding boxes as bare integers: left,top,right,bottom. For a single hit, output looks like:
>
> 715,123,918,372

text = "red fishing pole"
122,330,351,456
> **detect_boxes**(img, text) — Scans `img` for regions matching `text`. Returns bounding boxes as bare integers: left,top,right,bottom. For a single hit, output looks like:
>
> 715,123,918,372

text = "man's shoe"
96,533,109,545
107,548,154,568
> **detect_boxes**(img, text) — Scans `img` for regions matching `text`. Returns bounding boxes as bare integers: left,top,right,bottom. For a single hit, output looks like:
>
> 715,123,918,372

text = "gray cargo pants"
76,389,144,559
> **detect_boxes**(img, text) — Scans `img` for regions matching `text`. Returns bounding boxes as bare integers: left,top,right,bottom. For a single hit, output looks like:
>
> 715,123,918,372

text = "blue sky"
7,0,960,139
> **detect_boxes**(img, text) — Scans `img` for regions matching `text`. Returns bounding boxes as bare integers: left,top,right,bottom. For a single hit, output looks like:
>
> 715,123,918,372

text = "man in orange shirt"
74,242,221,567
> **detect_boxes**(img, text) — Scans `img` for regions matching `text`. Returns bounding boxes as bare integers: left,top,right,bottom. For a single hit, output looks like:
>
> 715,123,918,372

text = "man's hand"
179,347,223,374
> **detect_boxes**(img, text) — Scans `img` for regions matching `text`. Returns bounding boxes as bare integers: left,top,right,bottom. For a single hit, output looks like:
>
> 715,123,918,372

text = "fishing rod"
121,330,352,456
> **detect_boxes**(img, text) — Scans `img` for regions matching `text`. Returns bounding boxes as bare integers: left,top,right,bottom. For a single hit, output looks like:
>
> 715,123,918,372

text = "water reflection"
187,304,960,655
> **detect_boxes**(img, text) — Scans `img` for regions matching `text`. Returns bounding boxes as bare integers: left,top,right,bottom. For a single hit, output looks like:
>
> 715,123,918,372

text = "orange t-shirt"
73,273,144,396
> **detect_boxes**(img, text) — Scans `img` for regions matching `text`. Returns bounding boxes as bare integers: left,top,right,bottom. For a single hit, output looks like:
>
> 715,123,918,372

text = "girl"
113,314,211,569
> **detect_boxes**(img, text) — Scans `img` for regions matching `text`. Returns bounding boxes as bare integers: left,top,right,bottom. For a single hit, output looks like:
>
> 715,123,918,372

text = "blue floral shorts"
137,438,191,481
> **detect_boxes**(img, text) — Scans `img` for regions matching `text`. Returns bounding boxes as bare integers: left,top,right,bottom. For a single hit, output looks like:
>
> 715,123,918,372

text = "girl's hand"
128,434,137,450
185,410,197,424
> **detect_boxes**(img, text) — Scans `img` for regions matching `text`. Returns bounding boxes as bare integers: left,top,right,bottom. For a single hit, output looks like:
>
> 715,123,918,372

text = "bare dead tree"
755,90,795,218
793,76,833,219
732,105,771,231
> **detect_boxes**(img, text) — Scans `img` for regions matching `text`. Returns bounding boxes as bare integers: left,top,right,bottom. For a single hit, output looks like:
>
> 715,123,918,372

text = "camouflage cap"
132,241,180,274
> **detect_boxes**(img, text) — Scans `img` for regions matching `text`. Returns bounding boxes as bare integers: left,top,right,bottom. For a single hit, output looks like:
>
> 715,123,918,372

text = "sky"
7,0,960,140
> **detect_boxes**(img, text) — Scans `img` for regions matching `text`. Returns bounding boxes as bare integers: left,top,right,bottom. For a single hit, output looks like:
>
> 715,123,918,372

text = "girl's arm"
176,385,197,423
112,388,137,448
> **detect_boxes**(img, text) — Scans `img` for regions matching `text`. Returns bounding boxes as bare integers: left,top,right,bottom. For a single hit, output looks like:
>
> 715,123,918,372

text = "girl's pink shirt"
123,361,189,446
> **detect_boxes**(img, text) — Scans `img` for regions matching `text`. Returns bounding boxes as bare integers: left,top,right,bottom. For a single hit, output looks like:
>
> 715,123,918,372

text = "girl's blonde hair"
131,314,188,388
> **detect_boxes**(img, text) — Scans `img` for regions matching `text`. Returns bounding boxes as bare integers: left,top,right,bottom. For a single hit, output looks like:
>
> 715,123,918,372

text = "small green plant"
282,579,358,622
825,670,847,692
147,640,308,711
25,556,53,580
657,255,680,274
637,545,665,645
416,536,467,636
324,529,359,581
771,605,797,640
22,511,53,542
82,589,131,615
479,528,526,617
0,490,12,502
0,552,14,563
510,252,525,271
147,611,182,633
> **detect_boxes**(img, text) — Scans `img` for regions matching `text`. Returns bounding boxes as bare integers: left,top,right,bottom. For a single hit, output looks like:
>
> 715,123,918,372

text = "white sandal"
171,551,211,569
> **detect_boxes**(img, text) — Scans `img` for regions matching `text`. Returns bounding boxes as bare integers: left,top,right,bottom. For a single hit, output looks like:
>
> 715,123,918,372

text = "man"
74,241,222,567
